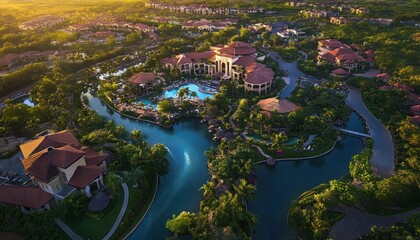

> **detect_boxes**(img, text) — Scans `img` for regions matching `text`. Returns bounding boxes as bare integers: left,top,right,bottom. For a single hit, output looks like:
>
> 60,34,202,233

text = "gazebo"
128,72,160,94
257,97,302,114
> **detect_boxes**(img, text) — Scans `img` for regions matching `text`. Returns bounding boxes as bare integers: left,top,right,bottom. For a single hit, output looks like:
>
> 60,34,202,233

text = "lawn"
67,187,124,240
111,172,158,239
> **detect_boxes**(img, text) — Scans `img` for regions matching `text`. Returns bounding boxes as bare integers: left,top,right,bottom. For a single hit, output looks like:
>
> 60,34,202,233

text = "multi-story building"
162,41,274,94
19,16,65,30
317,39,367,72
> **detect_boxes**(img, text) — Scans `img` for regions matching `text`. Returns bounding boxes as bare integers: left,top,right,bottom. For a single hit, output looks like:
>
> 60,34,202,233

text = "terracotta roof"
411,116,420,123
233,56,256,67
219,46,256,56
410,105,420,112
364,50,375,63
161,57,178,65
227,41,252,48
20,130,81,158
177,55,191,65
243,62,274,85
319,39,345,49
183,51,216,60
409,93,420,105
0,232,23,240
258,98,302,114
0,53,18,66
68,165,103,188
377,73,391,79
0,185,53,209
128,72,158,85
22,145,85,181
332,68,350,75
82,147,110,166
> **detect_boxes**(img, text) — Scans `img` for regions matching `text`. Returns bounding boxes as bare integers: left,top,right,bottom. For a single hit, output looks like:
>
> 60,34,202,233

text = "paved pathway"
268,52,304,98
103,182,129,240
329,205,420,240
55,219,83,240
346,87,395,177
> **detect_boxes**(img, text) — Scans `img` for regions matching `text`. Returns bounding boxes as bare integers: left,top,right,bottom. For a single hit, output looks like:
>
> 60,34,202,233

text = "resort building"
19,130,111,200
145,2,263,15
161,41,275,94
317,39,367,72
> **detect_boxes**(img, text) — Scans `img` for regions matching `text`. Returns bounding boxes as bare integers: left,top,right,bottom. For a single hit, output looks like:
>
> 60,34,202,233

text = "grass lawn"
258,140,335,160
67,188,124,240
111,172,158,239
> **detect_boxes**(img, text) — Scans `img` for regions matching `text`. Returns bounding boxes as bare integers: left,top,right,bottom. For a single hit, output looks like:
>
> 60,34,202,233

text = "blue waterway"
87,94,365,240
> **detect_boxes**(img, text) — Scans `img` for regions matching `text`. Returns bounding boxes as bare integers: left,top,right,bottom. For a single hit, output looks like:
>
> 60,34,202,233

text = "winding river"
84,93,367,239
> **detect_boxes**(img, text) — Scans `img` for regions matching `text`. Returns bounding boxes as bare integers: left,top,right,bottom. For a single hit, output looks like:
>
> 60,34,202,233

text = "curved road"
268,52,304,98
346,87,395,177
329,205,420,240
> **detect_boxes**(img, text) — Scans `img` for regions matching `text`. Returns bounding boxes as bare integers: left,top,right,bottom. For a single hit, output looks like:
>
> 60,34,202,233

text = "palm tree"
177,87,190,100
123,166,144,188
233,179,255,201
105,172,122,196
200,181,216,198
130,129,142,145
190,91,198,99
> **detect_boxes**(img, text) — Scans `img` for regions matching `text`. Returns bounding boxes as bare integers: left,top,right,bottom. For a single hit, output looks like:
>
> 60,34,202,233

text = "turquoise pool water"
137,83,214,109
163,83,214,99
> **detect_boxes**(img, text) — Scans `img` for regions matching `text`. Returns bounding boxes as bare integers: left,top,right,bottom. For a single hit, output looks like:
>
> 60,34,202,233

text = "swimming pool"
163,84,214,99
137,83,215,108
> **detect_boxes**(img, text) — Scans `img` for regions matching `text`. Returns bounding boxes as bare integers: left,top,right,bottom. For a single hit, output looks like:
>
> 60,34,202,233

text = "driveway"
329,205,420,240
346,87,395,177
268,52,304,98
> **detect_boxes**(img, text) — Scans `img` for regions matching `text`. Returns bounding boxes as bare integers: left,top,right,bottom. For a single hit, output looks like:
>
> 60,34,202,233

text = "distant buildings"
162,41,274,94
182,19,237,31
145,2,264,15
317,39,368,72
300,10,328,18
69,20,156,33
249,22,289,33
19,16,65,30
330,16,392,26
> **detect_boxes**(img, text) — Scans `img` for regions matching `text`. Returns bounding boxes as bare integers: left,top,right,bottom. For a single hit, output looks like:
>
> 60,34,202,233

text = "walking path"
329,205,420,240
103,182,129,240
346,87,395,177
55,219,83,240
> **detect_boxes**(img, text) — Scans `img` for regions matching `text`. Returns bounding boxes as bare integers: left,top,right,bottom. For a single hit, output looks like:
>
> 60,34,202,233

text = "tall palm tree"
190,91,198,99
130,129,142,145
105,172,122,196
177,87,190,101
124,166,144,188
233,179,255,201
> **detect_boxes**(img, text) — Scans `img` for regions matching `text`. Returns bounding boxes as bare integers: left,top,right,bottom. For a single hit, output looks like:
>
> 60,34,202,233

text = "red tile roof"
332,68,350,75
128,72,158,85
183,51,216,60
244,63,274,85
20,130,81,158
377,73,391,79
218,41,256,56
0,185,53,209
22,145,85,181
233,56,256,67
68,165,103,188
411,116,420,123
410,105,420,113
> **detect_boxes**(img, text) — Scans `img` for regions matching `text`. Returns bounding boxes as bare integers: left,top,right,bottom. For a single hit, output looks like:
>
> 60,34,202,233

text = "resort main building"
162,41,274,94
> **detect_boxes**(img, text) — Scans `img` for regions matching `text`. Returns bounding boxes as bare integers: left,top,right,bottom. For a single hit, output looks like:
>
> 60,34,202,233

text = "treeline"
0,62,48,97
